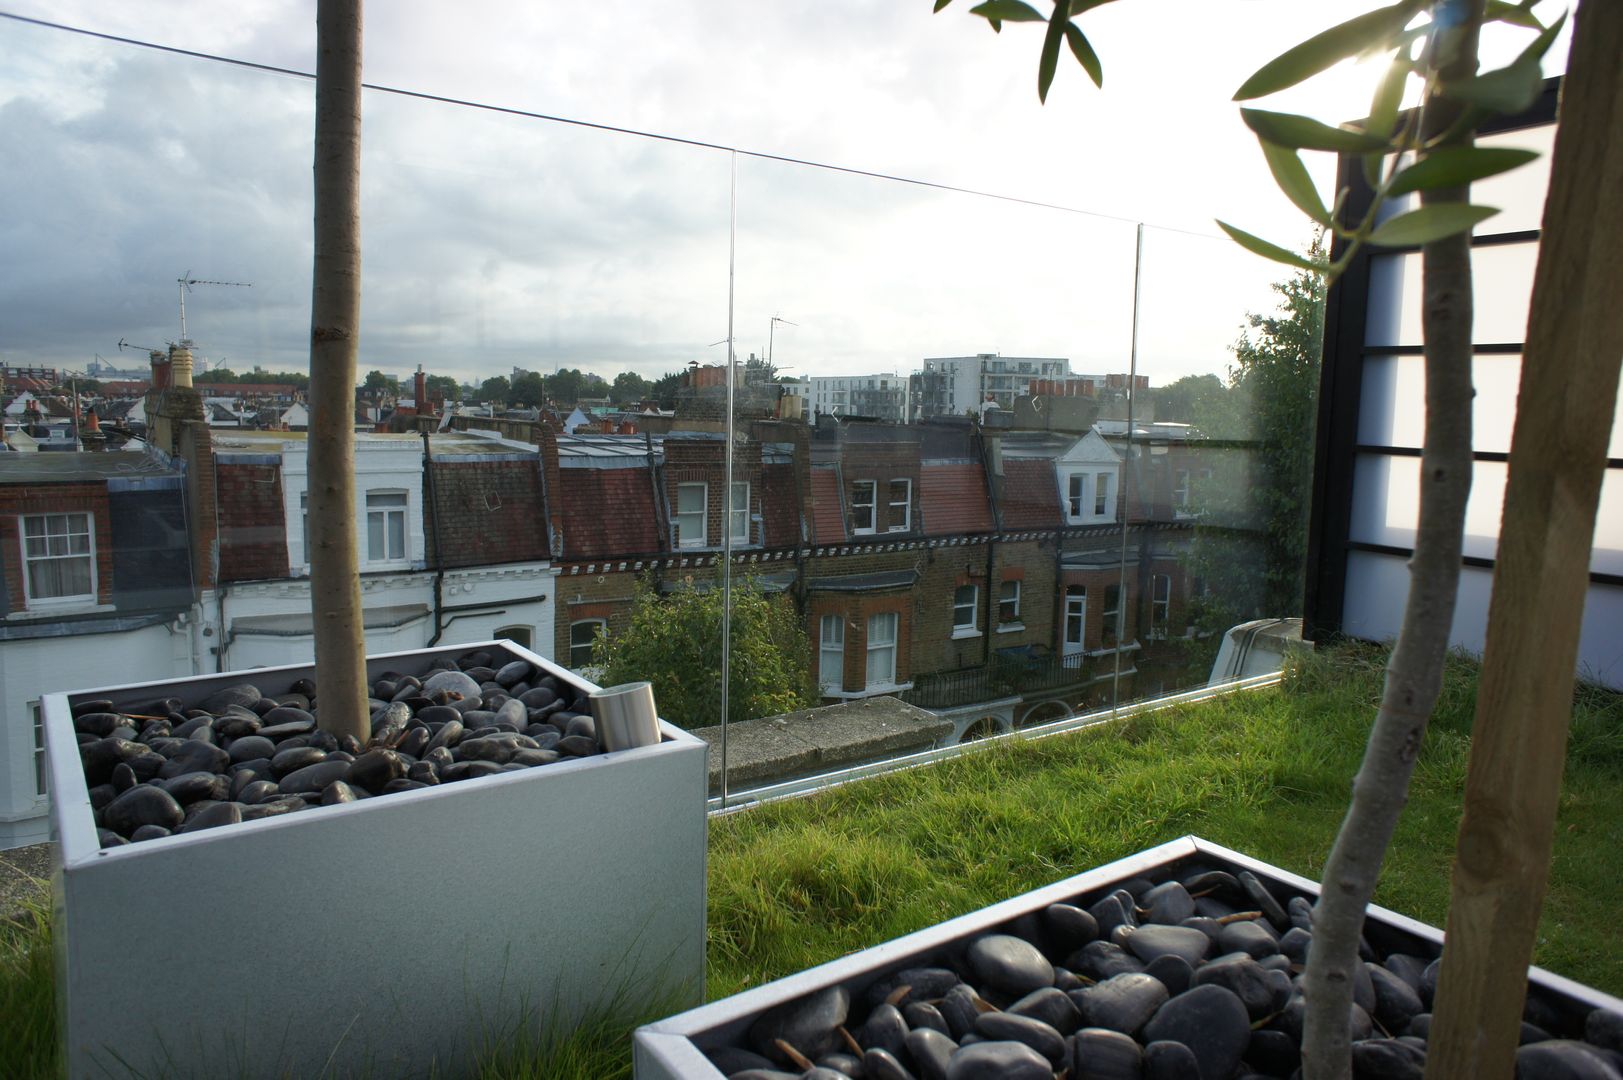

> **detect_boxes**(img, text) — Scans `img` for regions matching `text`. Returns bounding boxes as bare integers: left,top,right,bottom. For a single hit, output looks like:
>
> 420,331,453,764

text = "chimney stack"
415,365,426,411
150,349,171,390
169,343,194,388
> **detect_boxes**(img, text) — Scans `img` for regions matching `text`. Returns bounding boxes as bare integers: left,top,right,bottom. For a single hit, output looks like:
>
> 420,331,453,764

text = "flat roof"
0,450,180,483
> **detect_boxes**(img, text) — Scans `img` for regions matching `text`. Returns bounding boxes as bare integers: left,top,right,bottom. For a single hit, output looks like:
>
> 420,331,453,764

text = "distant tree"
610,371,650,405
649,371,683,410
424,373,460,402
206,368,239,383
742,353,779,384
509,370,546,406
361,369,395,394
1187,254,1325,633
548,367,586,407
582,371,607,391
478,375,510,404
1150,373,1234,434
593,575,817,729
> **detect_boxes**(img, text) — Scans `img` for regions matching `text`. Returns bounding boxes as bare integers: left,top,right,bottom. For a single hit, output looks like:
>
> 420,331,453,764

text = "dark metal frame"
1302,77,1592,640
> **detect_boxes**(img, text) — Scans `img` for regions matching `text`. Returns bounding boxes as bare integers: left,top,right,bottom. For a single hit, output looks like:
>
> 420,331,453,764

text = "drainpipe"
975,419,1001,670
423,429,448,646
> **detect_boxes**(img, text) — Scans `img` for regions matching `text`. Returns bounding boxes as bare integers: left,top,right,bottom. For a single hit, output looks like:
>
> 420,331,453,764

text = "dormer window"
851,480,876,535
676,482,707,547
887,479,911,532
21,513,95,606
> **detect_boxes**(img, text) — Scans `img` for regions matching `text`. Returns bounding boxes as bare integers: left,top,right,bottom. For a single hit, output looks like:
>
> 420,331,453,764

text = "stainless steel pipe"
589,681,662,751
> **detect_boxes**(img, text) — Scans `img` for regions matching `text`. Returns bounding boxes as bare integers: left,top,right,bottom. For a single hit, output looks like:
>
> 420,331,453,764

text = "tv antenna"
118,337,166,356
768,315,797,369
176,272,251,343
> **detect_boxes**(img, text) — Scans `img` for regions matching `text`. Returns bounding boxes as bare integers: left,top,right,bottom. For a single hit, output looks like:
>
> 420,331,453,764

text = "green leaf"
968,0,1046,21
1217,221,1332,272
1037,1,1069,103
1441,11,1566,114
1366,203,1500,246
1260,140,1332,227
1386,146,1540,196
1064,22,1103,87
1234,0,1424,101
1484,0,1544,29
1241,109,1391,153
1366,54,1411,138
934,0,954,12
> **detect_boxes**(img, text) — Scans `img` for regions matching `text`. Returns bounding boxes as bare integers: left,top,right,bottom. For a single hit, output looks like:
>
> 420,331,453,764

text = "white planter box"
46,640,707,1080
634,835,1623,1079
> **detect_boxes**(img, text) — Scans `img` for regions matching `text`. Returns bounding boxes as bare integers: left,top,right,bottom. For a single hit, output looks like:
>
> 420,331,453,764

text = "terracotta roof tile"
555,466,660,558
921,463,993,535
999,458,1061,529
809,465,846,544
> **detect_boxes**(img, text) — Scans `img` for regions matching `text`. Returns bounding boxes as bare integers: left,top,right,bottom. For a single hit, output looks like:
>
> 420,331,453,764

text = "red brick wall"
216,462,289,582
427,459,549,567
0,482,114,611
663,439,762,549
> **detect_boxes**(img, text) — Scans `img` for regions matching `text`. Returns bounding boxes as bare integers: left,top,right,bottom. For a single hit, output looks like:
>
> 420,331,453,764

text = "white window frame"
952,584,979,638
675,482,707,548
729,481,750,544
570,619,605,668
1067,473,1085,520
997,579,1021,629
1150,574,1172,640
851,480,877,535
1063,585,1087,656
365,489,409,563
1173,468,1191,508
19,511,96,607
887,479,911,532
1094,472,1112,517
31,701,47,797
819,614,845,693
866,611,898,688
1101,584,1122,646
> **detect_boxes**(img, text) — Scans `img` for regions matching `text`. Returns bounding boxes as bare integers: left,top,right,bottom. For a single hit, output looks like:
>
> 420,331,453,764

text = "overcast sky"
0,1,1566,389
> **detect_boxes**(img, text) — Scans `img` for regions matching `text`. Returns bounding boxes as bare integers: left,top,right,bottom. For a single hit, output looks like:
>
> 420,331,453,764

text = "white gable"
1057,428,1120,465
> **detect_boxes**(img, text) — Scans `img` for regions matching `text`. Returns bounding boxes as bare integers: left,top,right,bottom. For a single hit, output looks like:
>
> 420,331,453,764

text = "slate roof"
920,463,993,535
999,458,1061,529
759,462,802,548
554,465,661,558
808,465,845,544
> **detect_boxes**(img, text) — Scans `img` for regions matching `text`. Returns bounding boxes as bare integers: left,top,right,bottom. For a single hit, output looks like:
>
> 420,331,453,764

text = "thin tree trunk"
1300,6,1482,1077
1425,5,1623,1077
307,0,369,744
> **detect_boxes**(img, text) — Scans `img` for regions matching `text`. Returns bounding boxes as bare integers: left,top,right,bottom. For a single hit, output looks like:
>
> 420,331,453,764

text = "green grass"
4,643,1619,1078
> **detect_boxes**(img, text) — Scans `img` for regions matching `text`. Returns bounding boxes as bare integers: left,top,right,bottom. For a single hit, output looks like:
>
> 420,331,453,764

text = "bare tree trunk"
1300,6,1482,1077
1425,5,1623,1077
307,0,369,744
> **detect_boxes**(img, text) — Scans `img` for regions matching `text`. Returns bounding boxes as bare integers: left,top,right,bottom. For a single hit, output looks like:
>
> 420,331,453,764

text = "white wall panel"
1373,127,1556,235
1366,242,1539,348
1357,353,1526,452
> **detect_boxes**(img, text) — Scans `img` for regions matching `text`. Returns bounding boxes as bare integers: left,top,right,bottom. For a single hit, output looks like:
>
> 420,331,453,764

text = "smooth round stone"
441,761,504,782
422,669,482,702
973,1012,1065,1065
177,800,243,833
944,1040,1052,1080
159,771,231,805
129,824,172,843
511,748,561,767
858,1003,910,1061
1420,958,1441,1008
804,1070,850,1080
493,698,528,729
905,1002,952,1037
1350,956,1377,1015
271,746,328,778
1351,1037,1427,1080
1124,924,1211,966
382,778,430,794
519,685,558,709
110,762,137,793
861,1047,914,1080
80,737,150,785
1068,941,1146,982
1074,972,1168,1036
1141,985,1250,1080
1368,961,1424,1030
1191,954,1274,1020
1140,881,1196,925
158,739,230,779
395,726,430,758
74,711,125,738
1218,918,1278,959
407,761,440,785
1070,1027,1143,1080
424,719,465,754
1182,870,1241,900
322,781,360,805
1516,1040,1623,1080
129,751,167,781
1237,871,1289,931
1008,986,1081,1036
72,698,117,718
556,734,598,757
88,784,116,813
104,784,184,835
214,712,262,739
458,736,519,764
259,705,315,730
347,748,406,794
1143,954,1193,997
906,1027,956,1080
171,715,214,740
1143,1039,1200,1080
748,985,849,1065
719,1072,797,1080
98,829,128,848
200,683,260,714
1278,926,1312,965
1246,1027,1299,1076
279,759,352,794
238,780,280,804
1044,903,1099,955
966,934,1054,997
1588,1010,1623,1053
565,713,597,740
816,1053,865,1077
494,660,533,687
704,1046,777,1075
368,702,412,748
1089,893,1137,936
240,795,306,820
228,735,277,764
939,984,981,1040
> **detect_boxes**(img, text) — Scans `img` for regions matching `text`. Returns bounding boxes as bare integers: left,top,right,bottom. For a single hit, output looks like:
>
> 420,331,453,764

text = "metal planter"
46,640,708,1080
634,835,1623,1078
